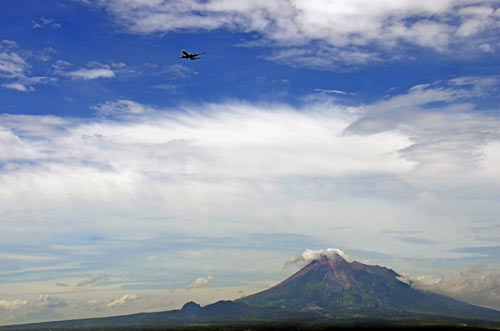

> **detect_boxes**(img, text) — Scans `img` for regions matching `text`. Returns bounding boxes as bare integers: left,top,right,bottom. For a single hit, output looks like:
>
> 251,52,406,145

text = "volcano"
3,254,500,329
237,254,500,321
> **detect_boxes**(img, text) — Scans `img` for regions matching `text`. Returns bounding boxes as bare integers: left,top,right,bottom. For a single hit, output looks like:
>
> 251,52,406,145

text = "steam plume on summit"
284,248,350,268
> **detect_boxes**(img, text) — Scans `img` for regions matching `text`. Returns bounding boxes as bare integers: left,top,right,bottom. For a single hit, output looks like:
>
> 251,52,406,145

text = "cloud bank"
0,79,499,257
0,300,29,311
88,0,500,68
409,263,500,311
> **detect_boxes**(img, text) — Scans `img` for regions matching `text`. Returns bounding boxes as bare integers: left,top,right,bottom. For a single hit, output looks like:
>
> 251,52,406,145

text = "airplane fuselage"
179,50,204,60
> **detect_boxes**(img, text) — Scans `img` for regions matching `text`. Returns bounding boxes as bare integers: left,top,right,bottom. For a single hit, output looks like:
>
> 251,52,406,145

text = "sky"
1,0,500,325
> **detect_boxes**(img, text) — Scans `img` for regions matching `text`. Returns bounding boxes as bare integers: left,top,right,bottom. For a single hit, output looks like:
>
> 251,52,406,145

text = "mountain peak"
180,301,201,313
239,255,414,310
314,252,346,264
235,255,500,324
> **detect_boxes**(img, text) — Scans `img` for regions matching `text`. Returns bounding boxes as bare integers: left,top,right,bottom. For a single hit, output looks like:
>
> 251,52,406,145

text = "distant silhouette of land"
2,254,499,330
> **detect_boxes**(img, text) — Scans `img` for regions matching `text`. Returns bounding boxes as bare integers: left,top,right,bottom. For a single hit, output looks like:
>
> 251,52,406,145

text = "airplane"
178,49,205,60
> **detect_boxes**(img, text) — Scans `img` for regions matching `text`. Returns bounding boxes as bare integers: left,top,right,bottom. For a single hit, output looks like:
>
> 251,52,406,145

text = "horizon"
0,0,499,325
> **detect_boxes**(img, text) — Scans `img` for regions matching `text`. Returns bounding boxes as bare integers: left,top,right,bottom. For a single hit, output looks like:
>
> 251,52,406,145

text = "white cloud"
314,88,352,95
460,6,495,17
0,252,54,262
285,248,350,267
0,41,57,92
87,0,500,68
75,275,108,287
158,64,195,79
187,276,214,289
345,78,500,180
0,263,83,276
68,67,115,80
93,99,154,116
53,61,123,81
1,82,34,92
456,18,489,38
38,294,66,309
153,83,178,92
0,78,498,268
0,47,29,78
479,43,494,52
0,299,29,311
409,263,500,310
106,294,138,307
31,17,61,29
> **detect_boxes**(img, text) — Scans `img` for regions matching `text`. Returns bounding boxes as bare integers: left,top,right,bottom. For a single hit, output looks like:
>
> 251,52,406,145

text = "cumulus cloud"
86,0,500,68
409,263,500,310
0,299,29,311
285,248,350,267
38,294,66,309
187,276,214,290
106,294,138,308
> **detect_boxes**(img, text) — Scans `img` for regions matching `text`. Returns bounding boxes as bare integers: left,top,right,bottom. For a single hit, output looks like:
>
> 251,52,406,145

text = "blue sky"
1,0,500,325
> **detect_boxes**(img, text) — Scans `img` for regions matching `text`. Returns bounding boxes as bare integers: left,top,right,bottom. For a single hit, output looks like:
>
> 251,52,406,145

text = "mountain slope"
237,254,499,320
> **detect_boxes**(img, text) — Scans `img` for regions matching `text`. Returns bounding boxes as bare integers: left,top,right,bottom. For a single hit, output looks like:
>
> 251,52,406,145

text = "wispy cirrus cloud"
31,17,61,30
53,60,117,80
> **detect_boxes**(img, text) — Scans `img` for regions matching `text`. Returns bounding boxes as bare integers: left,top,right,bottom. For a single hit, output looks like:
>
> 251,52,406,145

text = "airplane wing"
193,52,206,56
